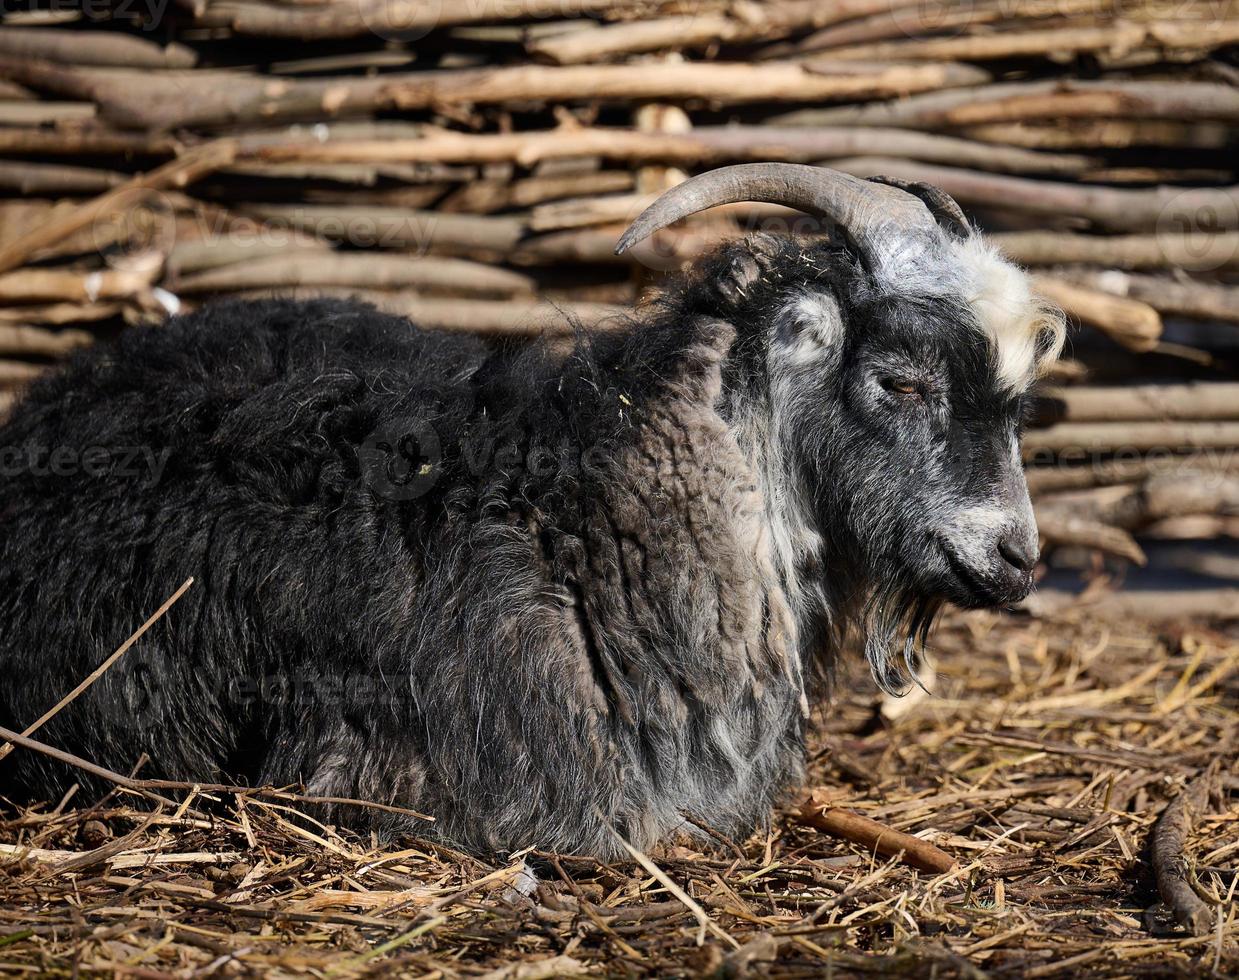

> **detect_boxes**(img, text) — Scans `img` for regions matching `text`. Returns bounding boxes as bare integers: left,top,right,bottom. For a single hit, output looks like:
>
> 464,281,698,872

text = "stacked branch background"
0,0,1237,603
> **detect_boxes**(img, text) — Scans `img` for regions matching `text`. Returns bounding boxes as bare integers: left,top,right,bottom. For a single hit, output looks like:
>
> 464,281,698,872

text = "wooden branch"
992,231,1239,271
384,61,991,113
761,0,1120,58
1032,277,1161,352
0,58,986,130
769,80,1239,129
1036,383,1239,424
171,253,536,297
527,1,896,64
0,301,123,327
529,14,745,64
217,289,627,335
195,0,642,41
943,84,1239,127
0,100,96,126
238,204,525,256
1034,510,1147,565
0,325,93,358
1150,770,1216,936
0,141,237,275
0,126,176,156
1026,452,1239,495
1023,422,1239,456
439,171,633,214
249,124,1091,175
0,266,158,304
0,27,197,69
167,235,331,277
1035,473,1239,539
830,157,1239,233
1049,269,1239,325
349,295,627,335
1025,588,1239,620
959,120,1231,151
0,358,44,387
824,21,1239,64
0,159,126,195
796,792,957,874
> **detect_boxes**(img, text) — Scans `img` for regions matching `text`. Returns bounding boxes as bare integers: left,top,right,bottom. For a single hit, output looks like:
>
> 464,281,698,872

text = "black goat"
0,165,1062,857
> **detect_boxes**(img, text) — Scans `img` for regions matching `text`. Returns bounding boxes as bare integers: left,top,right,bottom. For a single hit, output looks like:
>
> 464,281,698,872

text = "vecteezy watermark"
359,420,443,502
0,443,171,487
1155,188,1239,273
890,0,976,41
357,0,443,42
90,188,178,266
358,416,619,502
227,672,410,710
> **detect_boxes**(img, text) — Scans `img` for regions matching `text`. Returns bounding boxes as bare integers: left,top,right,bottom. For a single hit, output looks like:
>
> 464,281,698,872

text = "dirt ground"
0,608,1235,978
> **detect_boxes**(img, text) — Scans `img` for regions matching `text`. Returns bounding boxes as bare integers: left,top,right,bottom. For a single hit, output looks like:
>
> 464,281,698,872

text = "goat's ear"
717,234,780,304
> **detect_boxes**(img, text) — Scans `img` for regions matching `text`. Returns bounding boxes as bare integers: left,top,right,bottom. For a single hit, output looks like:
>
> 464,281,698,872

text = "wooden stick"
172,253,536,298
381,60,990,112
1032,278,1161,352
0,140,237,275
959,120,1231,152
0,579,195,763
1034,510,1147,565
795,794,957,874
1049,269,1239,325
196,0,643,41
992,231,1239,271
769,80,1239,129
1026,451,1239,495
0,325,92,358
1150,769,1216,937
0,159,127,195
613,832,739,948
0,358,43,386
829,157,1239,234
1025,588,1239,621
1,58,986,130
0,27,197,69
0,266,158,304
225,292,629,335
249,124,1091,175
0,126,176,156
823,21,1239,65
238,203,524,256
527,1,899,64
1036,383,1239,423
1023,422,1239,456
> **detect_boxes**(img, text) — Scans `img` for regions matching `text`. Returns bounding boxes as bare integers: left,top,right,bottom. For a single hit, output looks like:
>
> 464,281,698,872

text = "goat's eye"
882,377,924,400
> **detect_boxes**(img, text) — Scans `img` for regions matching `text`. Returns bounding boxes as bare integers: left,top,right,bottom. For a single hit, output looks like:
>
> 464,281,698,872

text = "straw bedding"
1,608,1234,978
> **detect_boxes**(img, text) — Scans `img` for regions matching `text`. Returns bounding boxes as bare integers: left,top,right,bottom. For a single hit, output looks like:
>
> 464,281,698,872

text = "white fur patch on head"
949,236,1065,392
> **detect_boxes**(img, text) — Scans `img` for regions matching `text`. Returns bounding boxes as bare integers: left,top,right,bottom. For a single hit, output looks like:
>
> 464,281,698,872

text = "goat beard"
860,589,943,697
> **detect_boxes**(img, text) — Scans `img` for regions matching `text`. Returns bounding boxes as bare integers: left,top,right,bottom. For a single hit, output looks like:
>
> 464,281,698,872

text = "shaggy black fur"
0,233,1038,856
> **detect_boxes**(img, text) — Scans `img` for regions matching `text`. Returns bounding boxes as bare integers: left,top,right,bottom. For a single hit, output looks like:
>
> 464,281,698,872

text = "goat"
0,165,1062,857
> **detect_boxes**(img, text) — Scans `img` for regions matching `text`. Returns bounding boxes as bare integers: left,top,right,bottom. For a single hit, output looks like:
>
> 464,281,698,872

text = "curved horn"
614,163,960,262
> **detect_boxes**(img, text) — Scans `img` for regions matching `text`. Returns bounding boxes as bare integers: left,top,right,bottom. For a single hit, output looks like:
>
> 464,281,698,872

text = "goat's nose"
997,532,1038,573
